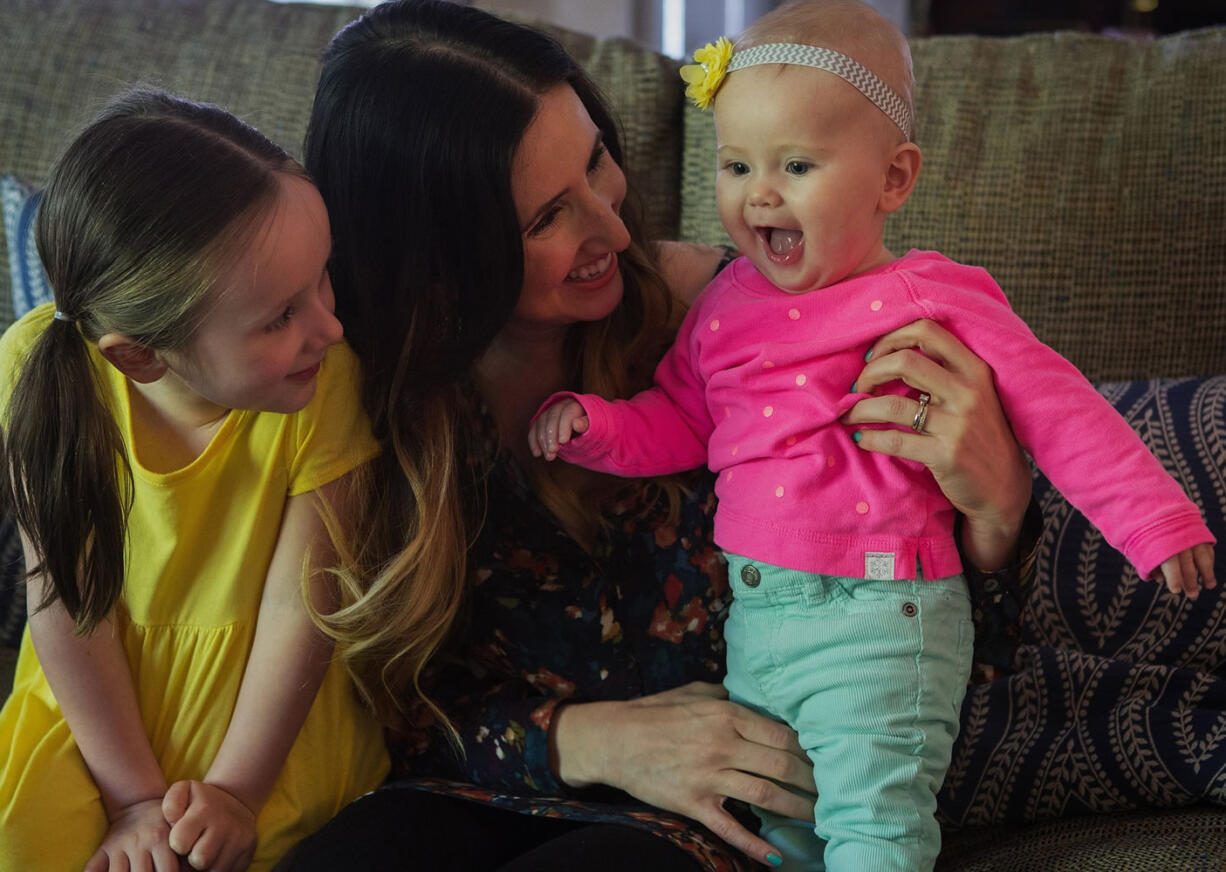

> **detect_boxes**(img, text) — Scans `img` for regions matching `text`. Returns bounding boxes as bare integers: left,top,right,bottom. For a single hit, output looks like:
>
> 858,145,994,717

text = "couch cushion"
0,1,685,329
938,805,1226,871
937,376,1226,831
1022,375,1226,671
1,175,53,321
0,174,39,650
0,173,31,650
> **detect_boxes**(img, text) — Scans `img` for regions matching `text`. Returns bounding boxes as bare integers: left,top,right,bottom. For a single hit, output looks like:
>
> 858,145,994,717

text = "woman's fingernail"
852,431,862,443
849,381,857,393
864,348,873,361
767,853,784,867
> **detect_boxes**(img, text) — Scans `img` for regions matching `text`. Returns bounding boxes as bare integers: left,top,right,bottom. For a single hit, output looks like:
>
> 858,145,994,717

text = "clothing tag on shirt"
865,552,896,580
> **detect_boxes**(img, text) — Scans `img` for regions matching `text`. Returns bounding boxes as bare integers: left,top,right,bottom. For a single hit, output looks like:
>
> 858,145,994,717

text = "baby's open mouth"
760,227,804,258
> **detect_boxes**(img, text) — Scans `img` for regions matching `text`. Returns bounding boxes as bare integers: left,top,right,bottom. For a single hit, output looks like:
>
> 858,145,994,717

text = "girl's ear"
97,334,167,384
880,141,922,214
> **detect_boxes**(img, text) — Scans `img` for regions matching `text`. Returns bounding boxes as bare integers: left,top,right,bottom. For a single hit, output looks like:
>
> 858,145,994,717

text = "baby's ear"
97,333,167,384
880,141,922,214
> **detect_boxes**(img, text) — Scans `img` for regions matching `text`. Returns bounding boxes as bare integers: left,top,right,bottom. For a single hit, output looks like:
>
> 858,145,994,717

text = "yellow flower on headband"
679,37,734,110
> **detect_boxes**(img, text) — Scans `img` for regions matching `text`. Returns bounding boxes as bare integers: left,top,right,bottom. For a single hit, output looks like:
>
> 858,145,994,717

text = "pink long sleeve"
544,311,714,477
550,251,1213,580
898,256,1213,578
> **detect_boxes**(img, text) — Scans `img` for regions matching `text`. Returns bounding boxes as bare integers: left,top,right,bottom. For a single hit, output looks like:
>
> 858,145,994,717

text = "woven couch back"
0,0,684,325
4,2,1224,382
682,28,1226,382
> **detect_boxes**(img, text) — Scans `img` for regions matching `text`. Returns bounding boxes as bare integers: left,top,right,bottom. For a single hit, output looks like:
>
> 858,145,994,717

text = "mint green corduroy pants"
722,553,973,872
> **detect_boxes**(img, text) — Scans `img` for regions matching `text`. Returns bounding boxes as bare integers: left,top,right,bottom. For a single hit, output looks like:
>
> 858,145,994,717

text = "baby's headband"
680,37,914,141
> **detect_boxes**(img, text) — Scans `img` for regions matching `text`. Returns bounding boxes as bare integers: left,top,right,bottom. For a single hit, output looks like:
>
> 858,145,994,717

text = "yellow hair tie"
679,37,734,110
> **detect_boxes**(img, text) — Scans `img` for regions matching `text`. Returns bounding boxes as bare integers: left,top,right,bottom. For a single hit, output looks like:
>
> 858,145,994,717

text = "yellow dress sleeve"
285,340,380,496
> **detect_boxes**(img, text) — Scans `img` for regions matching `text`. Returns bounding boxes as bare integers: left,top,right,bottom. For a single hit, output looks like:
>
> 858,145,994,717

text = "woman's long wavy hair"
0,89,302,633
304,0,679,732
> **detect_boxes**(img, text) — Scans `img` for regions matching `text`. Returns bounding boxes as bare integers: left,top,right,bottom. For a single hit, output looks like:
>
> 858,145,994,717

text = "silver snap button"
902,602,918,617
983,577,1001,594
740,565,761,587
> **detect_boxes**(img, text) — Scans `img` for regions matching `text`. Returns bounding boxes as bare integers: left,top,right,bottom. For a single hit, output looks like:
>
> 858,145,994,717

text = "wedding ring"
912,392,931,433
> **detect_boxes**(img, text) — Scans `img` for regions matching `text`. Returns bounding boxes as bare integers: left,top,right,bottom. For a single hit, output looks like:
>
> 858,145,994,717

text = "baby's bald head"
736,0,914,142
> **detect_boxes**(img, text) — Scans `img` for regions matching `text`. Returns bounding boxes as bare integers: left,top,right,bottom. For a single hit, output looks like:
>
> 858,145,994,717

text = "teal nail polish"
863,348,873,361
767,853,784,867
852,431,862,443
849,381,858,393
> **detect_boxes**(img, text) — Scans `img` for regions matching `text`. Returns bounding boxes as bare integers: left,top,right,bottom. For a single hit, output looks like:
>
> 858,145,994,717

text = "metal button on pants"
740,564,761,587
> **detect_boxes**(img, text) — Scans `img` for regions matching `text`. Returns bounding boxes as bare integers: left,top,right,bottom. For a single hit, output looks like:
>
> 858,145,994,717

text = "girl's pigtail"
1,316,131,633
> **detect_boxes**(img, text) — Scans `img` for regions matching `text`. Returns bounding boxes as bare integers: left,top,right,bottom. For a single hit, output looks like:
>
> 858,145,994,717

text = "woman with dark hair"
282,1,1037,869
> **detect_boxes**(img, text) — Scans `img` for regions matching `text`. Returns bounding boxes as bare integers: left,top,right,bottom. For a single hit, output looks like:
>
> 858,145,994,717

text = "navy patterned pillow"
1,174,54,318
0,174,41,648
1022,376,1226,673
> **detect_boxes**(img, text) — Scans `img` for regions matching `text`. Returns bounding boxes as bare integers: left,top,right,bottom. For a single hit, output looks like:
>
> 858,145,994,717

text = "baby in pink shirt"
531,1,1215,869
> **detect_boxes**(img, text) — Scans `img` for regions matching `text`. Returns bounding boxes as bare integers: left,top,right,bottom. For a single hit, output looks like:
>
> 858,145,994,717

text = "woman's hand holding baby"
551,681,815,868
529,398,589,461
844,319,1032,572
162,780,257,872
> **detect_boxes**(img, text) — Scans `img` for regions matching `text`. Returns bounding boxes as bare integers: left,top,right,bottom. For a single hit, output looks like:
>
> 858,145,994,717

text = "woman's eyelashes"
527,142,608,238
587,142,607,174
529,207,561,237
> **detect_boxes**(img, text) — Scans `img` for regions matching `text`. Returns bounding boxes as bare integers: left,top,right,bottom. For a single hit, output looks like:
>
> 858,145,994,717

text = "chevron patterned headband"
729,43,913,140
681,39,914,141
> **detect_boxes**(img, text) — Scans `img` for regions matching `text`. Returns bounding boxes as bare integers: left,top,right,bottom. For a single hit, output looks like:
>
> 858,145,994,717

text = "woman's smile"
566,251,619,286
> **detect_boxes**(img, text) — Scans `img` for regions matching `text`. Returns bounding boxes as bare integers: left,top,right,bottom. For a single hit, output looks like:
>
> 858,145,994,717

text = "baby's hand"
163,780,257,872
529,398,589,461
84,797,179,872
1152,543,1217,599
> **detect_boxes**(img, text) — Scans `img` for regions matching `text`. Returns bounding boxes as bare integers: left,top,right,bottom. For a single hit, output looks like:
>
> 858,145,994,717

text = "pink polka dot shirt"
548,251,1213,581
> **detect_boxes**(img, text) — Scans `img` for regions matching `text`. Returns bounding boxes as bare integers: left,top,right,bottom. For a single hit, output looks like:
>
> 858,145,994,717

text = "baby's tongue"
769,228,803,255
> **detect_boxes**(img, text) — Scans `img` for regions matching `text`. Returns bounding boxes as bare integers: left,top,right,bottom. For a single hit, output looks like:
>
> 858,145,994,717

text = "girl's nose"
319,307,344,346
314,283,344,347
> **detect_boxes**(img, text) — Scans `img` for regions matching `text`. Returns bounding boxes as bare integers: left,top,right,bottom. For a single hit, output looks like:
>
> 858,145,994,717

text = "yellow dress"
0,305,389,871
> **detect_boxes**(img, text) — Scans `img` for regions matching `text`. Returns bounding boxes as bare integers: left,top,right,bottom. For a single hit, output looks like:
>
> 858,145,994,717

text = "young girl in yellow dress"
0,90,387,872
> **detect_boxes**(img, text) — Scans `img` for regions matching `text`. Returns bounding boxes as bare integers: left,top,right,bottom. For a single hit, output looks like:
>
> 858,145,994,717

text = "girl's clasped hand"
84,783,256,872
162,781,258,872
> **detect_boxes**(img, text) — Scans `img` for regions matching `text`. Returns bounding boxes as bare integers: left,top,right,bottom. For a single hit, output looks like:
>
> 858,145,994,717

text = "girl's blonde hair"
0,89,305,633
304,0,681,735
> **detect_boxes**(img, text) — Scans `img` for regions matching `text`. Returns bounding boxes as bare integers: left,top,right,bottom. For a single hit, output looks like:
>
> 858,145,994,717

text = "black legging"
274,788,705,871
